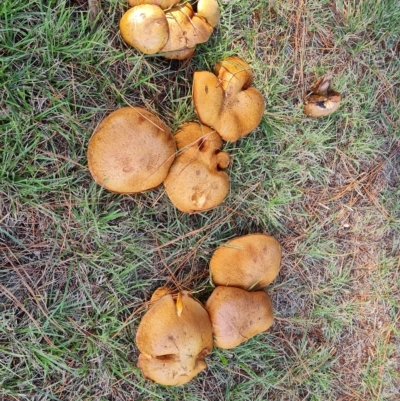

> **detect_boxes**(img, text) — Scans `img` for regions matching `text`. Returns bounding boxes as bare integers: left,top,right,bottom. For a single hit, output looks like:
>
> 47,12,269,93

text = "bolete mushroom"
210,233,281,290
87,107,176,194
205,286,274,349
192,56,265,142
303,74,341,118
136,289,213,385
163,122,230,213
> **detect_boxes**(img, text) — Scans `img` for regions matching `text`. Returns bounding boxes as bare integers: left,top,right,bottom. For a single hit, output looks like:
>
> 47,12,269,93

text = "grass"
1,0,399,399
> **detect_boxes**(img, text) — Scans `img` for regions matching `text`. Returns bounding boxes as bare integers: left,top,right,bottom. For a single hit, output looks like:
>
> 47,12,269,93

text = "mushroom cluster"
162,56,265,211
164,122,230,213
205,233,281,349
135,233,282,384
120,0,220,59
87,56,266,211
193,57,265,142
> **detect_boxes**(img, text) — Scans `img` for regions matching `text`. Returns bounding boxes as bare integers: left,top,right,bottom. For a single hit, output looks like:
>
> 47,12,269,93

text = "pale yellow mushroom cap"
196,0,220,28
120,5,169,54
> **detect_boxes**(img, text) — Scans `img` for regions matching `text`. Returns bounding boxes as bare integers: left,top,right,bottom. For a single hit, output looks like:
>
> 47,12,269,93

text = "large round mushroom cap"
87,107,176,194
205,286,274,349
120,5,169,54
136,290,213,386
210,233,282,290
164,122,230,213
193,57,265,142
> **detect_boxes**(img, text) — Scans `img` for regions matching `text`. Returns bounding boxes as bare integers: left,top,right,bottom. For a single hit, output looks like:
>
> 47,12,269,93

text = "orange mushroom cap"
205,286,274,349
210,233,282,290
164,122,230,213
87,107,176,194
193,57,265,142
136,289,213,385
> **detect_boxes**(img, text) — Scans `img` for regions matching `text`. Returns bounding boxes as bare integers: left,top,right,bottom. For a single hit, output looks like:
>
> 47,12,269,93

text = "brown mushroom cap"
303,75,341,118
160,4,213,56
136,290,213,386
193,57,265,142
196,0,220,28
205,286,274,349
120,5,169,54
87,107,176,194
164,122,230,213
210,233,282,290
128,0,180,9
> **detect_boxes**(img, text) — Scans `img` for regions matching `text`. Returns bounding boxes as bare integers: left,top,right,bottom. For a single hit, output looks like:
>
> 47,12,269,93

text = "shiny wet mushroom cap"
87,107,176,194
303,74,342,118
205,286,274,349
164,122,230,213
136,289,213,386
210,233,282,290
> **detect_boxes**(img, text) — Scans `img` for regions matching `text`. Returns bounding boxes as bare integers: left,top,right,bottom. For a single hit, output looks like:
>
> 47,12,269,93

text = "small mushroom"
136,289,213,385
303,74,341,118
210,234,281,290
205,286,274,349
120,5,169,54
87,107,176,194
196,0,220,28
164,122,230,213
192,57,265,142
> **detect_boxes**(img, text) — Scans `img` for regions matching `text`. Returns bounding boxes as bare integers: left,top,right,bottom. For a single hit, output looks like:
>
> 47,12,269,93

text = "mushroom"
127,0,180,8
119,5,169,54
196,0,220,28
303,74,341,118
136,289,213,385
205,286,274,349
160,3,213,58
163,122,230,213
192,56,265,142
210,233,281,290
87,107,176,194
119,1,218,59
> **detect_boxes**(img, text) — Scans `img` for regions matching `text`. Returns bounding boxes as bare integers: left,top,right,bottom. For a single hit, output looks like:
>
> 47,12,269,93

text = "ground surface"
0,0,399,400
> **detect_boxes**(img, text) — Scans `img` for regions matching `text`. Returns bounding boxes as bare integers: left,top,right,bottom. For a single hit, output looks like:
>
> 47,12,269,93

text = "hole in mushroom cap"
155,354,179,362
198,138,209,152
